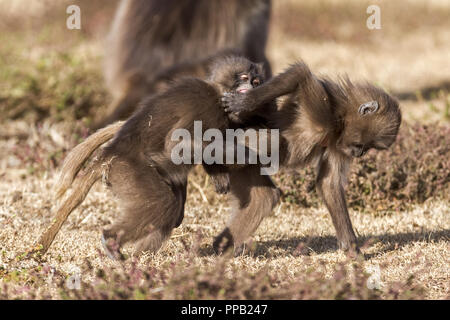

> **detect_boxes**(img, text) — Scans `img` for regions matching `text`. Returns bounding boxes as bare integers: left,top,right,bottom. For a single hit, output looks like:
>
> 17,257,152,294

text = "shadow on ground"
199,229,449,259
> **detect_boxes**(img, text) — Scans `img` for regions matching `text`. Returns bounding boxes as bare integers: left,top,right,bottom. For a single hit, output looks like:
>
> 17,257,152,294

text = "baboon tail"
38,160,103,254
56,121,123,199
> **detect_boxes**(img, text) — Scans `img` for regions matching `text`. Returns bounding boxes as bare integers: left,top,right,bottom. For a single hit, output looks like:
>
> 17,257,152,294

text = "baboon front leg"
316,153,358,253
213,166,280,255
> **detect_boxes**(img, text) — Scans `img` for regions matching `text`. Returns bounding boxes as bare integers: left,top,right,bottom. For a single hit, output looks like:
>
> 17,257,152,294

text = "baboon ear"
358,100,379,115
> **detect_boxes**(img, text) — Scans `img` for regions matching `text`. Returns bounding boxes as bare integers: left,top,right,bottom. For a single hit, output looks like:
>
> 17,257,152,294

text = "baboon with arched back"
96,0,272,129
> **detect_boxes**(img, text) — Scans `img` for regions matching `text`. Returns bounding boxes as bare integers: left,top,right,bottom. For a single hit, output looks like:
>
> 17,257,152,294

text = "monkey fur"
95,0,272,129
37,55,280,257
221,61,402,253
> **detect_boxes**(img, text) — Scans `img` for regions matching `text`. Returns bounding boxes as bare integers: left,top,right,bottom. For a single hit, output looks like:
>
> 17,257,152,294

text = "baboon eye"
240,74,249,81
252,78,261,86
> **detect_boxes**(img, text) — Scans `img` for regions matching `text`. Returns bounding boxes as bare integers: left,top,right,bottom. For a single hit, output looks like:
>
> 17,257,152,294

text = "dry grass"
0,0,449,299
268,0,450,124
1,171,448,299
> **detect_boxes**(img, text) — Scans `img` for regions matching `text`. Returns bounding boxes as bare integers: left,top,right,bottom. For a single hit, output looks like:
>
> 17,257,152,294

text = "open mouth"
238,88,248,93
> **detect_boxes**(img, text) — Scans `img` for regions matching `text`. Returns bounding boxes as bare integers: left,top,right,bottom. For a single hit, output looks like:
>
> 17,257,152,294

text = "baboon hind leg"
102,159,185,257
134,227,172,253
134,181,187,253
213,166,280,255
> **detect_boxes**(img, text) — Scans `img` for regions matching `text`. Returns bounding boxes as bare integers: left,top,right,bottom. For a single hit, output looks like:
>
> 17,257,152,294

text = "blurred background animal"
95,0,272,129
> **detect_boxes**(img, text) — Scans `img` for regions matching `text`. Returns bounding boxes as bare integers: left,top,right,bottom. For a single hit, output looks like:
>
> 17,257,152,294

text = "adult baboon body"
97,0,272,129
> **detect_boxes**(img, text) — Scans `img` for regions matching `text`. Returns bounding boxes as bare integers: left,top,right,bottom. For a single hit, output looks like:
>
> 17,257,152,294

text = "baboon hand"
221,92,251,115
212,173,230,194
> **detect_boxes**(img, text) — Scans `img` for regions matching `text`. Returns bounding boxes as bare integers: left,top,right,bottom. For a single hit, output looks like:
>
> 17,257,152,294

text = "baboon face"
337,85,401,158
209,56,265,93
233,65,264,93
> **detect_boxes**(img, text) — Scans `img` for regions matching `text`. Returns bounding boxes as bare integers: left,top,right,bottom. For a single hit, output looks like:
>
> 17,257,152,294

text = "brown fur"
36,56,279,256
213,165,280,255
221,61,402,252
56,121,124,199
95,0,272,129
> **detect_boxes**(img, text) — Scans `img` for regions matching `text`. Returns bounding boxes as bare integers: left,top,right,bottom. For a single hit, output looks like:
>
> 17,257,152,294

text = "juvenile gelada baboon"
36,56,280,258
221,62,402,253
96,0,272,129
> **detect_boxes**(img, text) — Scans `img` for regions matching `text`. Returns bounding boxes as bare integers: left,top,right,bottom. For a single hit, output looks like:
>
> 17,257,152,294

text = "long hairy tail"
38,160,103,254
56,121,123,199
37,121,123,254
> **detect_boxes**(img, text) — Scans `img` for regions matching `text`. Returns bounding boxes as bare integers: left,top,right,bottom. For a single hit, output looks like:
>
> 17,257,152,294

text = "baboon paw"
346,246,362,259
233,244,247,257
101,233,125,261
213,228,234,255
221,92,247,114
215,183,230,194
213,175,230,194
339,241,361,259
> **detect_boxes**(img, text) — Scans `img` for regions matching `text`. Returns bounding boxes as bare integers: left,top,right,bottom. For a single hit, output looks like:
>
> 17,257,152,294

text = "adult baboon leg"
213,166,280,255
316,152,358,253
101,159,183,256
